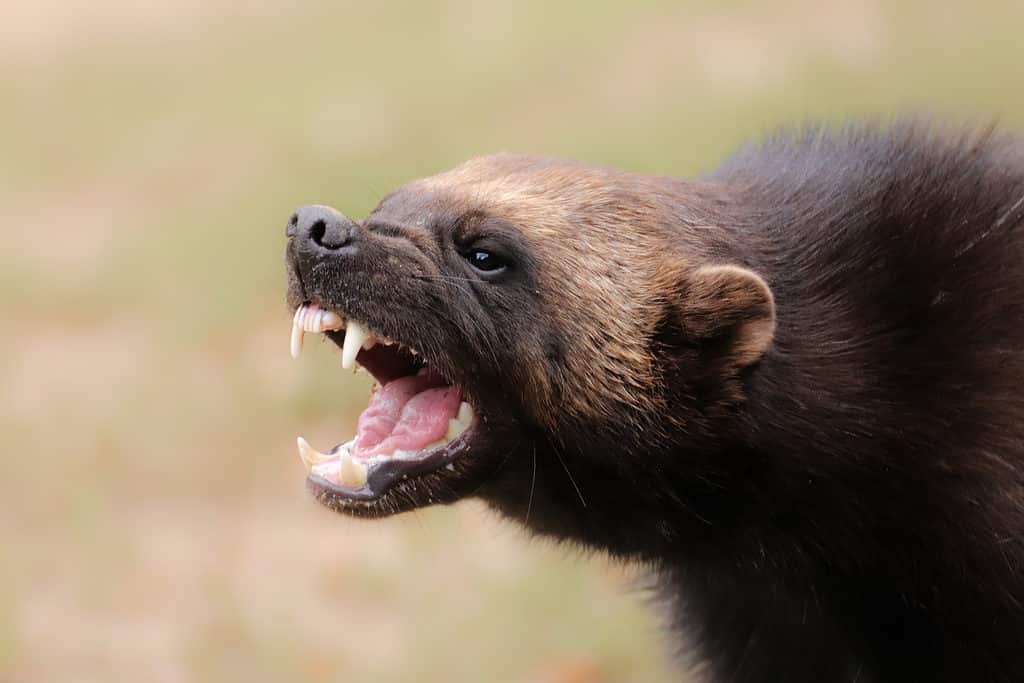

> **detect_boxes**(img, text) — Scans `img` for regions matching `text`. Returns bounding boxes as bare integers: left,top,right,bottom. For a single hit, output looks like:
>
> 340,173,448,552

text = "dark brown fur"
285,122,1024,682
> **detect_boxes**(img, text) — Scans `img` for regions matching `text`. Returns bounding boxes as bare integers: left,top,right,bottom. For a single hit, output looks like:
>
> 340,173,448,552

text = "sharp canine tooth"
338,451,368,487
290,307,305,359
296,436,329,470
341,320,369,370
457,401,473,424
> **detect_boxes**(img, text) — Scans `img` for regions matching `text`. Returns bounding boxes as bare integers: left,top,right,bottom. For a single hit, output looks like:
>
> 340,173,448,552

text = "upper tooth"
291,305,346,359
296,436,329,470
306,309,343,334
290,307,305,359
341,320,370,370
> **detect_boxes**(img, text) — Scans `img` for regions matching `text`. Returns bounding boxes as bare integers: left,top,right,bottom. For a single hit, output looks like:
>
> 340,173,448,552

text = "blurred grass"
2,1,1024,681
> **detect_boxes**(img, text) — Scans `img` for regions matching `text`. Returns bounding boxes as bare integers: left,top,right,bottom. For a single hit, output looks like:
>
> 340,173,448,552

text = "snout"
285,204,362,308
286,204,358,261
283,201,435,325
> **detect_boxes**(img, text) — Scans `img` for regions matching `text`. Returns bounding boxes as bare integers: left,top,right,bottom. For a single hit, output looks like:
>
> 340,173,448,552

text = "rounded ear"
676,264,776,368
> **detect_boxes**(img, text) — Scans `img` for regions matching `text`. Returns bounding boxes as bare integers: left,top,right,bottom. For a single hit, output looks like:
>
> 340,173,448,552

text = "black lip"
305,429,475,504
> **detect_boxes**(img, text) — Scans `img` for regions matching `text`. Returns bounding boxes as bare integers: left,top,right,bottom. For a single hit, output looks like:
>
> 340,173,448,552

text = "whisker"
407,274,481,283
525,445,537,526
554,449,587,509
468,444,517,498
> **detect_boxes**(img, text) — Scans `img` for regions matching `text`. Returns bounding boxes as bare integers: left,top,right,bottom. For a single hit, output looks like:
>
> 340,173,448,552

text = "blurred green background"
2,1,1023,681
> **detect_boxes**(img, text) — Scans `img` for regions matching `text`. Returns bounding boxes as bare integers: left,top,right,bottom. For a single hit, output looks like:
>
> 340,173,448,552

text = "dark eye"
464,249,507,273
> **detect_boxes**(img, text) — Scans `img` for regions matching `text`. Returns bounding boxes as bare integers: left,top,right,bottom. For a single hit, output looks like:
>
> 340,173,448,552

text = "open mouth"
290,303,476,504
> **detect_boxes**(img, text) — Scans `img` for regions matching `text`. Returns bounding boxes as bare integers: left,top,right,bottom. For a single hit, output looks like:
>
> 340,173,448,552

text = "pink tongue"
354,374,461,460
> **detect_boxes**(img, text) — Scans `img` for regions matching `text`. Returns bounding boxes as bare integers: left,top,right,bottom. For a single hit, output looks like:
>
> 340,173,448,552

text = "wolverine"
282,122,1024,682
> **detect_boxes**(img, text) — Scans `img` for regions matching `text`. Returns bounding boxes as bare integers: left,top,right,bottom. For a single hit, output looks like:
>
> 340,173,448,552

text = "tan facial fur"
413,154,775,431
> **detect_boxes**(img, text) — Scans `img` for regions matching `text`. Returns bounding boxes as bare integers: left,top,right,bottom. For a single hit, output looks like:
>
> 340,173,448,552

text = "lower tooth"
444,402,474,441
296,436,329,470
446,417,468,440
444,421,460,441
338,452,368,487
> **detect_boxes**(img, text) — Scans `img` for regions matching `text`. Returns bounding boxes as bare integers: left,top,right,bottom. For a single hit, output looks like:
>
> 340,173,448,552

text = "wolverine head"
284,155,775,553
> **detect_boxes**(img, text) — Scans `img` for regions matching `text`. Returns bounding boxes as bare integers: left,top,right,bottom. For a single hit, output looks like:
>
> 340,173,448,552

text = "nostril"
292,204,354,251
310,219,327,246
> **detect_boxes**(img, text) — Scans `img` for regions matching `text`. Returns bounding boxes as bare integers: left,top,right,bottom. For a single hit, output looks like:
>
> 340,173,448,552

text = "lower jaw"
305,427,476,503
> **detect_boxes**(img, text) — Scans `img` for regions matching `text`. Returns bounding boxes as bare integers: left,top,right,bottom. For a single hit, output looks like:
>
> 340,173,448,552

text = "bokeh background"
3,1,1024,681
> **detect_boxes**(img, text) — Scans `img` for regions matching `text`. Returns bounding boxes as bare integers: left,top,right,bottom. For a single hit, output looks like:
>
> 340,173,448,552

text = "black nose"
287,205,355,251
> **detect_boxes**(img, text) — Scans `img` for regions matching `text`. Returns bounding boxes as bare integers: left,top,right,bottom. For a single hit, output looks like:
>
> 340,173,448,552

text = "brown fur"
285,122,1024,682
